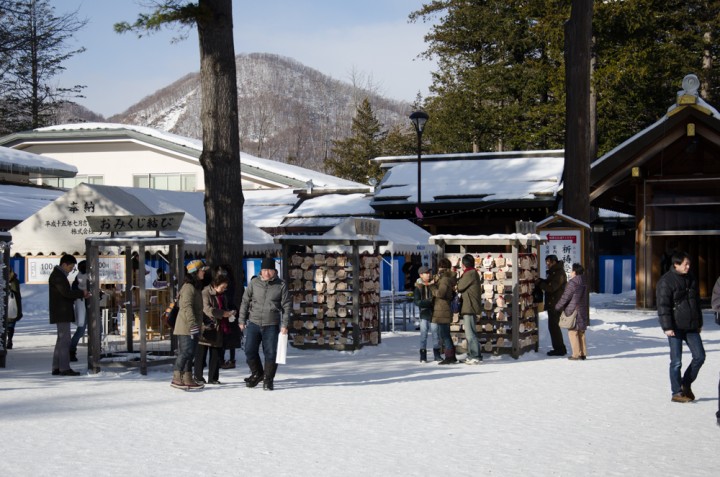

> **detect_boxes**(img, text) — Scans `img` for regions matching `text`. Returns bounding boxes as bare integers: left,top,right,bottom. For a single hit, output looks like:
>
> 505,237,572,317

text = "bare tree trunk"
197,0,245,304
563,0,593,223
565,0,593,292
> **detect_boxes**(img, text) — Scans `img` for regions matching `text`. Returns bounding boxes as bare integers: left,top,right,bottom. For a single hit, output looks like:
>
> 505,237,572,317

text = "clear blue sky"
51,0,437,117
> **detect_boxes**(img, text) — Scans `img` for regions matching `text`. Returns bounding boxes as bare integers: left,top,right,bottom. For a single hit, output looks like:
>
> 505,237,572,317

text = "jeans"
462,314,481,359
70,324,86,351
419,319,440,350
244,322,279,364
668,331,705,395
437,323,454,352
174,335,198,373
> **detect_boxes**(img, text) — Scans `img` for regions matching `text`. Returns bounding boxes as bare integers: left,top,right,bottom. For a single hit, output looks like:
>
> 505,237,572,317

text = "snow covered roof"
7,122,369,190
242,188,299,229
371,150,564,208
9,183,279,255
0,145,77,178
0,184,64,222
280,193,375,230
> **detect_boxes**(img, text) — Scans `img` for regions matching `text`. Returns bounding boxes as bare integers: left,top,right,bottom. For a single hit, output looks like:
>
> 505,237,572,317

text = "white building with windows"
0,122,369,192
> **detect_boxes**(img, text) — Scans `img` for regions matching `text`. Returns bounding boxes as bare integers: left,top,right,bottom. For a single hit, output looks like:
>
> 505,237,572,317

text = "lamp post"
409,110,429,219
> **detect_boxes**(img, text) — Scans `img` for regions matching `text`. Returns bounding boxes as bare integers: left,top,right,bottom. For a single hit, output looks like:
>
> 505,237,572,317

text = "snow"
2,287,719,476
375,156,564,204
0,145,78,176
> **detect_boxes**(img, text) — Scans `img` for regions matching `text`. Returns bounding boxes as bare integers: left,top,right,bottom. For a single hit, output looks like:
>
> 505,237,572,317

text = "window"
133,173,197,191
42,175,103,188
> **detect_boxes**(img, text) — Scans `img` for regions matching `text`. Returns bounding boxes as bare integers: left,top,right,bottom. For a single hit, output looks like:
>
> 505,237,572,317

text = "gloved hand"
229,311,237,323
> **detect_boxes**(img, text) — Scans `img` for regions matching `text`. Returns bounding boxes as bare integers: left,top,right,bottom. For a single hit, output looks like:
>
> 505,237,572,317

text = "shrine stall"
428,233,546,359
275,218,390,351
84,214,185,375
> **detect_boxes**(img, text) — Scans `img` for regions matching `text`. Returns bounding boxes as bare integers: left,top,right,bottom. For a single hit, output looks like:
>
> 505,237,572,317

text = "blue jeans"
463,314,481,359
668,331,705,395
70,324,86,351
244,322,279,364
419,319,440,350
174,335,198,373
437,323,454,352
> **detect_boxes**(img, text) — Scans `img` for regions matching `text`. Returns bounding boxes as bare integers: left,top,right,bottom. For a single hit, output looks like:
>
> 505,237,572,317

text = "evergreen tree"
411,0,720,156
116,0,245,308
326,97,385,184
0,0,87,134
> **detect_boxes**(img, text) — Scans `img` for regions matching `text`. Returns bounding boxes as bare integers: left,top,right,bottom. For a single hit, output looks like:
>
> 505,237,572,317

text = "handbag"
559,308,578,329
74,298,86,327
8,291,18,320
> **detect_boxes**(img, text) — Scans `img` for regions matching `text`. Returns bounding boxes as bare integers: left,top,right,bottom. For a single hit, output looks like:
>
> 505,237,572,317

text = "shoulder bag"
559,308,578,329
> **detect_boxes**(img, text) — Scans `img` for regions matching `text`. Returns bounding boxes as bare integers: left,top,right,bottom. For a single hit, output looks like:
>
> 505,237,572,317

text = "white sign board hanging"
25,255,126,284
538,229,582,279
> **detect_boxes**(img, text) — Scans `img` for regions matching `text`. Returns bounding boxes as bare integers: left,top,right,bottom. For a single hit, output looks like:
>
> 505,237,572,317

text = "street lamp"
409,110,429,220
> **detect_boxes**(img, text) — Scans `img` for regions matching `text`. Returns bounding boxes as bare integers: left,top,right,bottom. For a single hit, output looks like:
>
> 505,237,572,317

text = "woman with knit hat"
171,259,208,390
433,258,458,365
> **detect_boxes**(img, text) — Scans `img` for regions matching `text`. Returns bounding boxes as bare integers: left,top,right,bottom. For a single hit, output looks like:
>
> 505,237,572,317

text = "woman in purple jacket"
555,263,589,361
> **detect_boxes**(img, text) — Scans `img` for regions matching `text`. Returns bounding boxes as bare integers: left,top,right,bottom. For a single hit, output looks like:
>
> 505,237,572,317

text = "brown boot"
182,371,204,390
170,370,186,389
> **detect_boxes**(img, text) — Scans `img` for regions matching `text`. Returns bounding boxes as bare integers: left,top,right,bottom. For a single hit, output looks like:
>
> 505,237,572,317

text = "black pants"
194,344,221,382
547,308,567,353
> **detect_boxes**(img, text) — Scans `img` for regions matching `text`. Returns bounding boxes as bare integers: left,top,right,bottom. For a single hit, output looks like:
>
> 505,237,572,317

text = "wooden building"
590,74,720,308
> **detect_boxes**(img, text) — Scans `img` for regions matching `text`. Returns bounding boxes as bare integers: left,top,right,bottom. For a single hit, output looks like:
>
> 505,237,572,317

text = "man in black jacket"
656,251,705,403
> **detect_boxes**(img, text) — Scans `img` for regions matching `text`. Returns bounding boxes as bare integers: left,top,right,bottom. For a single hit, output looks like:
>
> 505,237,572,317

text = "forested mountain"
95,53,412,172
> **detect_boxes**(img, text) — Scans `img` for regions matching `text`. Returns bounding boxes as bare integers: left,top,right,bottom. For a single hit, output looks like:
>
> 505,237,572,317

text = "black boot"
69,348,78,362
246,358,264,388
6,329,14,349
439,348,458,365
420,349,427,363
433,348,442,362
263,362,277,391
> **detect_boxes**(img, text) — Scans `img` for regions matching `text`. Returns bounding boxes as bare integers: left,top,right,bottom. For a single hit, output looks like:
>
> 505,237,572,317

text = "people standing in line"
414,265,440,363
214,264,242,370
238,257,290,391
555,263,589,361
456,254,483,365
170,259,208,390
6,268,22,349
194,273,234,385
433,258,458,365
536,255,568,356
69,260,88,362
49,254,89,376
656,250,705,403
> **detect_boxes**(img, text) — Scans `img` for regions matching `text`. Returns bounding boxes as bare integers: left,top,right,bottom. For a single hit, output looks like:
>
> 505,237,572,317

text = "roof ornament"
676,74,700,106
305,179,314,195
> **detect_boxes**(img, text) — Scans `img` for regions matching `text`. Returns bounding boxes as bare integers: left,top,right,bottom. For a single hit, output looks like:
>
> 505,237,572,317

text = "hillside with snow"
99,53,411,172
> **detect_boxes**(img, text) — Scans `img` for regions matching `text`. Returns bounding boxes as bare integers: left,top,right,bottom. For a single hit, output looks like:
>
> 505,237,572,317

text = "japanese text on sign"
539,230,582,279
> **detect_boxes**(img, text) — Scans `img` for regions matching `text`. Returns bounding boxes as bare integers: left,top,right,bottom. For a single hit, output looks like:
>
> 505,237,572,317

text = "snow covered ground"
2,285,718,476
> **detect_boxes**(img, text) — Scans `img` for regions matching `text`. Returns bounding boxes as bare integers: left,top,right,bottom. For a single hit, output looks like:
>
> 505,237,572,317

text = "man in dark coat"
656,250,705,403
536,255,568,356
49,254,89,376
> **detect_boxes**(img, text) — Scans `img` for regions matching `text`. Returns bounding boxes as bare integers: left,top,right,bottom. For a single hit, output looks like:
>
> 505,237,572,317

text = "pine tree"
326,97,385,184
0,0,87,134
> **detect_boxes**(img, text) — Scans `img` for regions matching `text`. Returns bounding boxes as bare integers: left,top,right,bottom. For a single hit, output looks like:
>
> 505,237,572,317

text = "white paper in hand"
276,333,288,364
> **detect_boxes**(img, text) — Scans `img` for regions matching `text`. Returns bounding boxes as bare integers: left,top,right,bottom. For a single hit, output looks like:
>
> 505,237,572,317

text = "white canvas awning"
275,218,439,255
9,183,279,255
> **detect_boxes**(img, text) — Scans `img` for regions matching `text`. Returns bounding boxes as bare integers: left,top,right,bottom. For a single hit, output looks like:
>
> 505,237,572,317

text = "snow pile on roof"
0,145,77,176
0,184,64,222
375,156,564,203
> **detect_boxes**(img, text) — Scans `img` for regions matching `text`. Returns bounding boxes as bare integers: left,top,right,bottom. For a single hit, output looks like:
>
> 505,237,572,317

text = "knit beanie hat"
261,257,277,270
186,259,208,275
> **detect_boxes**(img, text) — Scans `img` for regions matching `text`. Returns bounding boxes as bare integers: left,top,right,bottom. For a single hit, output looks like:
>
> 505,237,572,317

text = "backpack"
162,298,180,329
